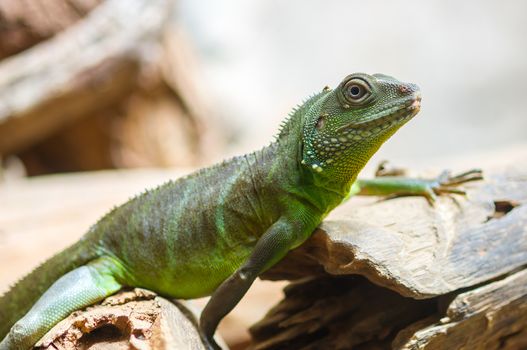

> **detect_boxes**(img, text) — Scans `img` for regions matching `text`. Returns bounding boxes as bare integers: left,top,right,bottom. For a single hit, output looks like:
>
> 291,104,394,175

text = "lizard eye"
337,75,376,108
344,79,370,102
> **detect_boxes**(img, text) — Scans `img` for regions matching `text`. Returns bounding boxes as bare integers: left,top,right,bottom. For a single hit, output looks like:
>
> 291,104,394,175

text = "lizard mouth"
337,93,421,132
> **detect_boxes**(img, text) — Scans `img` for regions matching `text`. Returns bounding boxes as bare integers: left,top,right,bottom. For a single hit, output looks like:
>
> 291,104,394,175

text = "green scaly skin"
0,73,477,349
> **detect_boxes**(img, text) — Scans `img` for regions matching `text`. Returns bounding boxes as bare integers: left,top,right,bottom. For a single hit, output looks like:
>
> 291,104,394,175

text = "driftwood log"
1,147,526,348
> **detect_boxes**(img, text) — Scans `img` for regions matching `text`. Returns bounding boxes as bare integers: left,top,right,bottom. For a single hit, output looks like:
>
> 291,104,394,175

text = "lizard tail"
0,240,97,338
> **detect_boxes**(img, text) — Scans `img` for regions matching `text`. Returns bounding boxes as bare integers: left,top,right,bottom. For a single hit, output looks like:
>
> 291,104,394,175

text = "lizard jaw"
337,93,421,133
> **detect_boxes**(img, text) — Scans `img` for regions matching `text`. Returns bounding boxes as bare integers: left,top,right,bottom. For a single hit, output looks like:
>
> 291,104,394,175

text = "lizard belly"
121,224,259,299
148,240,255,299
102,192,267,299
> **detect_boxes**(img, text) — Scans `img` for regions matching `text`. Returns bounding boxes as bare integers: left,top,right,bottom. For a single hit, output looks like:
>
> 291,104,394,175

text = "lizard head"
301,73,421,185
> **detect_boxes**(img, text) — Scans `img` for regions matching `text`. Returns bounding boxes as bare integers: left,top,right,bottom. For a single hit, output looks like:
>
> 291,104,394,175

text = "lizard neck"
260,99,348,217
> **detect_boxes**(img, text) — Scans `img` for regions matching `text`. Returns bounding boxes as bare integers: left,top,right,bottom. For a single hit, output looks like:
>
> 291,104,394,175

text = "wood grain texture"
250,269,527,350
394,269,527,350
249,276,437,350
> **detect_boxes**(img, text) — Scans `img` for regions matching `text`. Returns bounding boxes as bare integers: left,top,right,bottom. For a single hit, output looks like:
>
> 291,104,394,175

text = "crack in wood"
488,200,520,221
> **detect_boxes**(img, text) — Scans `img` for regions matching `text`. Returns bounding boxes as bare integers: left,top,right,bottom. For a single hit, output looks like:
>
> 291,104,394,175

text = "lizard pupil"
348,84,365,99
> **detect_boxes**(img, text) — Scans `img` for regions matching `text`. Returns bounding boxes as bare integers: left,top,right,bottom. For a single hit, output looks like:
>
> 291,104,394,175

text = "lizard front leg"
348,169,483,204
199,216,312,350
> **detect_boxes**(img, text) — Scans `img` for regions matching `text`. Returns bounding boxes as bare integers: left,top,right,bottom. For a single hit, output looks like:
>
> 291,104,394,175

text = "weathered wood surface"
393,268,527,350
250,269,527,350
34,288,211,350
263,161,527,299
249,276,436,350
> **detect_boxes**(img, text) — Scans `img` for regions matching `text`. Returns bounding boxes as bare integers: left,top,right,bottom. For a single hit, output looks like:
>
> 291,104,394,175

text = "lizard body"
1,73,467,349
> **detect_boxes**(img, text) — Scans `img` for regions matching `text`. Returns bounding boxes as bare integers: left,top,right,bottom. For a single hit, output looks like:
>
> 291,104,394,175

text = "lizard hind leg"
0,256,124,350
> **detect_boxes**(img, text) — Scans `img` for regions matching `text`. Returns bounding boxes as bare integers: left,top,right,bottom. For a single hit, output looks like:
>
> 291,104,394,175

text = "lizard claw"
429,168,483,202
437,168,483,186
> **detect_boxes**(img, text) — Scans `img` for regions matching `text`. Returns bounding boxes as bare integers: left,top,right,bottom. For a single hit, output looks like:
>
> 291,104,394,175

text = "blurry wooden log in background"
0,0,103,59
0,0,223,176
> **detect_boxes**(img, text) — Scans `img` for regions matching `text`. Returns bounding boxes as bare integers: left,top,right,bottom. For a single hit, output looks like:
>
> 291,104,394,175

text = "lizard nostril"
398,85,411,94
399,83,420,95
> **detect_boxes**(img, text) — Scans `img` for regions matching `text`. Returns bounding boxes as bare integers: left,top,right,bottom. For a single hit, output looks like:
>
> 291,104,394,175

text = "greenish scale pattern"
91,148,283,298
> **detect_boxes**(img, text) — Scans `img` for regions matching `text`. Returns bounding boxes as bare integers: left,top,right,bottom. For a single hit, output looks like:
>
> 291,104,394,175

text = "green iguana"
0,73,481,349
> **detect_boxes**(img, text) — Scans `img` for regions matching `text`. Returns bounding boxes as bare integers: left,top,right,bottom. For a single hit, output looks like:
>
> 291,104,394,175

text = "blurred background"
0,0,526,348
1,0,526,178
176,0,527,162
